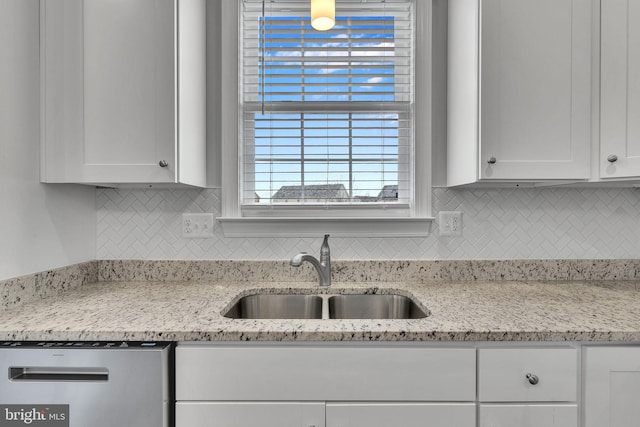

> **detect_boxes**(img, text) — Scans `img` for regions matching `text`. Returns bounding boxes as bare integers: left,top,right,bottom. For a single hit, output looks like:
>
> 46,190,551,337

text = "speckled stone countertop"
1,278,640,342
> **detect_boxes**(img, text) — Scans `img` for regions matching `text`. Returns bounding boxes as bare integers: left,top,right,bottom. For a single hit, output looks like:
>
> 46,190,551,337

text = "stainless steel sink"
223,294,323,319
328,294,428,319
224,292,429,320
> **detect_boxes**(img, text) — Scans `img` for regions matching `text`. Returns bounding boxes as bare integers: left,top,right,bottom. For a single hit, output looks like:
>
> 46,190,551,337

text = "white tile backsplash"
96,187,640,260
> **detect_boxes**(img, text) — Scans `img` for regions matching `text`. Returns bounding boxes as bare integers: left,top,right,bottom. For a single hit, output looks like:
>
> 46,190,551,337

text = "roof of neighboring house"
377,185,398,199
272,184,350,200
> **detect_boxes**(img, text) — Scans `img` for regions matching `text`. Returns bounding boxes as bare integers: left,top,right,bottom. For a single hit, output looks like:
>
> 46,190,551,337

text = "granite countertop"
1,278,640,342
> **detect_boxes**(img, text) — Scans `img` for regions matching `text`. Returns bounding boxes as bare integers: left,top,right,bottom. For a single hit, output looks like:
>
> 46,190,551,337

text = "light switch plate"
182,213,214,238
439,211,463,236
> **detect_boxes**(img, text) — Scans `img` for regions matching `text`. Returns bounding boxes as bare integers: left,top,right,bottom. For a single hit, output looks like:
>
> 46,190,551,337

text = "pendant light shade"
311,0,335,31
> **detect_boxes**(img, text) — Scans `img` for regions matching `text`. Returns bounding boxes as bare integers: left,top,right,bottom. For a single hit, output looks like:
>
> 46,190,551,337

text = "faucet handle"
320,235,330,264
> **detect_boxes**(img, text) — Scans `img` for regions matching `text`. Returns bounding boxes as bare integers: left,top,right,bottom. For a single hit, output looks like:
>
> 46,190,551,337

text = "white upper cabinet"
447,0,591,186
40,0,206,187
600,0,640,179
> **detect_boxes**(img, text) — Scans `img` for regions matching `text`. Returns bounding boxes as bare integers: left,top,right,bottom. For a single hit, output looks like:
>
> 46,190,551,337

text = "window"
219,0,431,237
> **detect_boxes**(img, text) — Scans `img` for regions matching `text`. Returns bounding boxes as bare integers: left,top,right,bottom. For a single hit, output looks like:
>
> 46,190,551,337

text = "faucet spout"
289,235,331,286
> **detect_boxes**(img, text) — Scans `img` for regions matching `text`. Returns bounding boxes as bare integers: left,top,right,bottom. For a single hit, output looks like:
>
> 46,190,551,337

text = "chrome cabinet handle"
526,373,539,385
159,160,169,168
487,157,497,164
607,154,618,163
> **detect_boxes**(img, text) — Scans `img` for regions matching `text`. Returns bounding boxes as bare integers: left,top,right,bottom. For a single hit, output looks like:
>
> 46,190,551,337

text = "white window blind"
241,0,414,210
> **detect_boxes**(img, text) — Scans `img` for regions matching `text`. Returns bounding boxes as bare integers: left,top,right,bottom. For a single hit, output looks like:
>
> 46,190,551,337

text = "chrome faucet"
290,234,331,286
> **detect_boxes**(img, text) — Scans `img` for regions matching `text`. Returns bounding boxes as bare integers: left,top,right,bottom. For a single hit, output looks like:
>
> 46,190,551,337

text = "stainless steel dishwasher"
0,341,172,427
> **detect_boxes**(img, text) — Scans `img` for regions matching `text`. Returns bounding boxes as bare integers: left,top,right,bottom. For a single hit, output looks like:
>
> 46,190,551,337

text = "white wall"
0,0,96,280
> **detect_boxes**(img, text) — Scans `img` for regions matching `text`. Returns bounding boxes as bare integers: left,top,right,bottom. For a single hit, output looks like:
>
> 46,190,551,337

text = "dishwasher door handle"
9,366,109,382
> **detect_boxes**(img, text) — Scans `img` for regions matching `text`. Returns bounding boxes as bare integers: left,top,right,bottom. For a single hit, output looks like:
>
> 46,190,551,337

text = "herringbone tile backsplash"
96,188,640,260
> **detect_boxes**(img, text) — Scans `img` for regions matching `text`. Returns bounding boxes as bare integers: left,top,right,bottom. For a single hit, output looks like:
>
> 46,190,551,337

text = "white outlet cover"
438,211,463,237
182,213,215,238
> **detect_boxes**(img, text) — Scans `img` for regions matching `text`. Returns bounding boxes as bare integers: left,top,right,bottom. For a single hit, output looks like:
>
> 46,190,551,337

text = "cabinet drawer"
478,348,578,402
176,344,476,401
327,403,476,427
176,402,325,427
480,404,578,427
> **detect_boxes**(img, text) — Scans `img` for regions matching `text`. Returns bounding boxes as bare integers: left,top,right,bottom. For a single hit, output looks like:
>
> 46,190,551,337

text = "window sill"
217,217,434,238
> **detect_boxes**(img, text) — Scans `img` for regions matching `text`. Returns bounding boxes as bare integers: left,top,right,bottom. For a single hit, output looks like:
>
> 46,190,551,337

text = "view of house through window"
241,0,414,207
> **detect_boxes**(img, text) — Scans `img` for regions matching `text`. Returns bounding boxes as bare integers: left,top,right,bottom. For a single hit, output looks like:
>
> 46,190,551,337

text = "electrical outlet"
182,213,214,238
439,211,463,236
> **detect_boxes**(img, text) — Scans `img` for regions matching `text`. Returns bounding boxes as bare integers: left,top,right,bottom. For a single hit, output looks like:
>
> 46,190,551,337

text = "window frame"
218,0,433,237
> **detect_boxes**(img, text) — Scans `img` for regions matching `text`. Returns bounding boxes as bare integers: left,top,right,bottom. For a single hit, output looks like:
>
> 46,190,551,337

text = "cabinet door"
480,404,577,427
326,403,476,427
41,0,176,184
600,0,640,179
176,402,325,427
584,347,640,427
480,0,590,180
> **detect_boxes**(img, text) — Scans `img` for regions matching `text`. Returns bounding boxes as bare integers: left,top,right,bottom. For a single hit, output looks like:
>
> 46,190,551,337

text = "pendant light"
311,0,335,31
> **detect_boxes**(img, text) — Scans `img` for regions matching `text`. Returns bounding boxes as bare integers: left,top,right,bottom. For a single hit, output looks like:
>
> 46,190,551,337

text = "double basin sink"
224,292,429,320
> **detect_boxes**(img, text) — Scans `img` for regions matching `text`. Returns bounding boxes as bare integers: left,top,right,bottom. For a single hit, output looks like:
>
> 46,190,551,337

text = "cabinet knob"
525,373,539,385
607,154,618,163
159,160,169,168
487,157,497,164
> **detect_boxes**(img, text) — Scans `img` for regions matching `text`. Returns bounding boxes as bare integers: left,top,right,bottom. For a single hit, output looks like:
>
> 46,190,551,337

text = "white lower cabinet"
175,343,640,427
326,403,475,427
584,346,640,427
479,404,578,427
175,402,325,427
175,343,476,427
478,347,579,427
478,348,578,402
176,402,476,427
175,344,476,401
